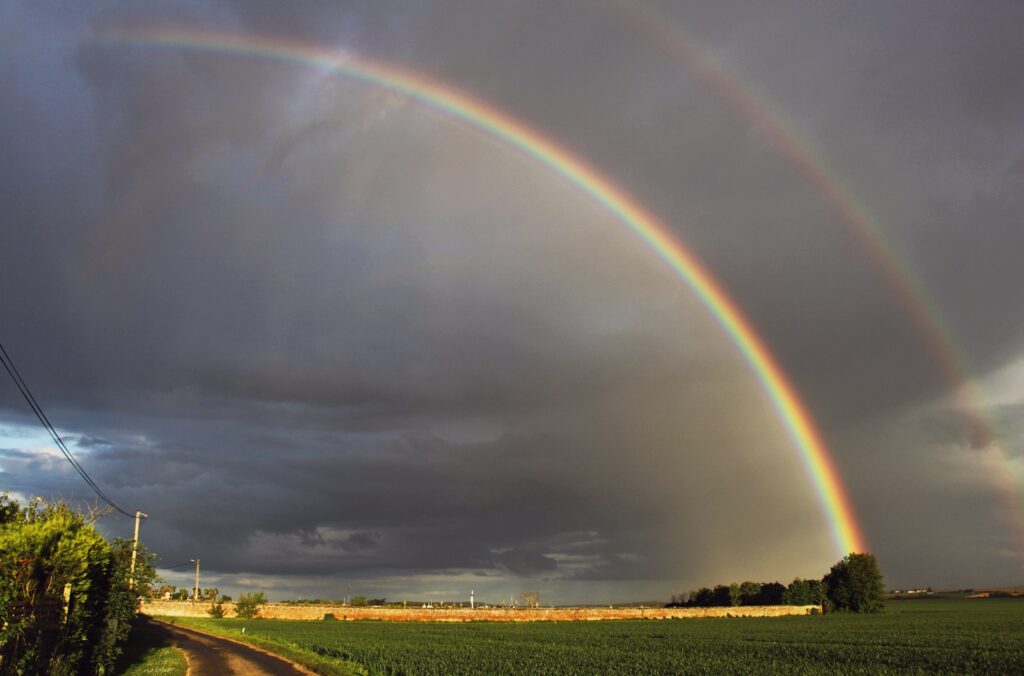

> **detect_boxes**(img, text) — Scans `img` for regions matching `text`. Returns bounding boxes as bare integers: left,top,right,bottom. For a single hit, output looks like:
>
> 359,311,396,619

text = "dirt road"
144,617,316,675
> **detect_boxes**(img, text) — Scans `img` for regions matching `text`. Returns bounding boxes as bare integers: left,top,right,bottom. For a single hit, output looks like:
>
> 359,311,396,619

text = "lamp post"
128,511,148,591
190,559,200,603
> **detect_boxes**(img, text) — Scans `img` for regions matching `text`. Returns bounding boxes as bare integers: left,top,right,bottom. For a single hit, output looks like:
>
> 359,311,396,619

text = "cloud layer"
2,0,1023,601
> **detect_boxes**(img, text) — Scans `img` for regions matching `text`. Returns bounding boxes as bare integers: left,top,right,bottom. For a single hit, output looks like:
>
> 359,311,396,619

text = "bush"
235,591,267,619
323,613,337,621
824,553,885,613
0,495,157,673
207,601,226,618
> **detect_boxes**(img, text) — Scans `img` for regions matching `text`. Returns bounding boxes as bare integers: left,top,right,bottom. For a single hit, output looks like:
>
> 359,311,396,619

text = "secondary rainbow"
603,0,1024,545
101,25,867,555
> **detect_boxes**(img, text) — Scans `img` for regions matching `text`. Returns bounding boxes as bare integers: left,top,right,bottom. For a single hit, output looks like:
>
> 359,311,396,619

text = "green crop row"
169,599,1024,675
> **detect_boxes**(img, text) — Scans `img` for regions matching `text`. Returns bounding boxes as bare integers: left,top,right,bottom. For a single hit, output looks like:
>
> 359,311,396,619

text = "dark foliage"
824,552,885,612
669,553,884,611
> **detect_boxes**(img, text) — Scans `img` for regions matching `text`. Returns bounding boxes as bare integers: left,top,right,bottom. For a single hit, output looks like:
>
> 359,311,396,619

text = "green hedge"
0,495,156,674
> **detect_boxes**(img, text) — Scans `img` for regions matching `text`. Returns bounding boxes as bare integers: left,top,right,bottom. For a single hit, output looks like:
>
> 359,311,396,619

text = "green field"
167,599,1024,675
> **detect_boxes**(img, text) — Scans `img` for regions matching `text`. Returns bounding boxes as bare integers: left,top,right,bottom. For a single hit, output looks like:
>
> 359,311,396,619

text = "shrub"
207,601,226,618
235,591,267,619
0,495,157,673
323,613,337,621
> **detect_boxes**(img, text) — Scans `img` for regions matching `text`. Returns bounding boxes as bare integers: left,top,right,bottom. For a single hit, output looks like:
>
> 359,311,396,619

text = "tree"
350,594,368,607
738,582,762,606
710,584,740,607
759,582,786,605
520,592,541,609
823,553,885,613
235,591,267,619
689,587,715,607
784,578,827,606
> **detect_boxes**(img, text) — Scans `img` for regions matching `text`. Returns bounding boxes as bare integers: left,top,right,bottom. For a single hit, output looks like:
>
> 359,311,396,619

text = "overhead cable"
0,339,133,517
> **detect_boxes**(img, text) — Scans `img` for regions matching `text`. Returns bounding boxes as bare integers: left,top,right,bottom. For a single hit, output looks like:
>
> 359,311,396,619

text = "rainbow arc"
602,0,1024,546
101,26,867,555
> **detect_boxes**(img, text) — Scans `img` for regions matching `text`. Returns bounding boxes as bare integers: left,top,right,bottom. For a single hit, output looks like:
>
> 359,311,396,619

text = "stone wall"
141,600,820,622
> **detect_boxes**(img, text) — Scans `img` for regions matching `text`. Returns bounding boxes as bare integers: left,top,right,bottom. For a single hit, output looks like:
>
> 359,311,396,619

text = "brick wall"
140,600,820,622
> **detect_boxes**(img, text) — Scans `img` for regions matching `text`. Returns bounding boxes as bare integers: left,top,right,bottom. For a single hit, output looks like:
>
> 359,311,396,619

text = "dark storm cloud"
2,1,1023,600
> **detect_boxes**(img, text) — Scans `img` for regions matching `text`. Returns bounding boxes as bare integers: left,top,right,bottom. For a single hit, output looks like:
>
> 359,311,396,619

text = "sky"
1,0,1023,604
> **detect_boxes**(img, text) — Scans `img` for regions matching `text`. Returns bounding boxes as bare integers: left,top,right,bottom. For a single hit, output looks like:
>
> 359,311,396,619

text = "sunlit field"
169,599,1024,675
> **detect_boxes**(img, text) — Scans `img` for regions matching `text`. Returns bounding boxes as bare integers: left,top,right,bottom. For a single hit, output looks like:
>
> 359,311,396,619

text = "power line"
0,339,133,517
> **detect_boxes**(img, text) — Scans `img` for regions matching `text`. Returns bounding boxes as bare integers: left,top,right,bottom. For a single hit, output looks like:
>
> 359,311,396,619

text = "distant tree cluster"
668,553,883,613
671,581,788,608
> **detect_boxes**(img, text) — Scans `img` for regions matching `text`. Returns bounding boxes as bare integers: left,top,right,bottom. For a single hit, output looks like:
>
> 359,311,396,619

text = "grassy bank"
114,620,187,676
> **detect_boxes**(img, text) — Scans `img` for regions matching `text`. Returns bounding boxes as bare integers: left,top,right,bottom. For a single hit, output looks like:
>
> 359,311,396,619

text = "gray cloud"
2,1,1023,601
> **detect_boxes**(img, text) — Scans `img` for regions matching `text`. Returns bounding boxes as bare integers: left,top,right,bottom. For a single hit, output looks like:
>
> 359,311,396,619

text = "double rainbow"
605,0,1024,546
100,26,867,555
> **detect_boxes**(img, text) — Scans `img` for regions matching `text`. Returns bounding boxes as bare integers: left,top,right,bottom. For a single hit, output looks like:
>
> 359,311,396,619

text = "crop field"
168,599,1024,675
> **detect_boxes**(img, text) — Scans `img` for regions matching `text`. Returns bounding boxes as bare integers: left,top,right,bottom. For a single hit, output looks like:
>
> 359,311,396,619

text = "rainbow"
602,0,1024,544
99,26,867,555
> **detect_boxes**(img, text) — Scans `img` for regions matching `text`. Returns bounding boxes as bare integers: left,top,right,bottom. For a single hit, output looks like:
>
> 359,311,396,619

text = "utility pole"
191,559,200,603
128,511,148,591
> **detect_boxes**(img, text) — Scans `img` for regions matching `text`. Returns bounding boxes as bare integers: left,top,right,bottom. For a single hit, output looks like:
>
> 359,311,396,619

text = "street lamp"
128,511,148,591
190,559,200,603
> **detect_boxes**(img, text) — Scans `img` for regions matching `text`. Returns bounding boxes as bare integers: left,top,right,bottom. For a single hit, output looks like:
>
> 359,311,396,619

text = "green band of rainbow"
99,26,867,555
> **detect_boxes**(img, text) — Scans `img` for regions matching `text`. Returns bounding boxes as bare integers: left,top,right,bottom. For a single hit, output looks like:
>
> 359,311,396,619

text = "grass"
114,620,187,676
165,599,1024,674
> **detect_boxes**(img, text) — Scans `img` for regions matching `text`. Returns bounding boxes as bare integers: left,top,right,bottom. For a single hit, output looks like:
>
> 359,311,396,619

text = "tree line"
0,494,158,674
667,553,885,613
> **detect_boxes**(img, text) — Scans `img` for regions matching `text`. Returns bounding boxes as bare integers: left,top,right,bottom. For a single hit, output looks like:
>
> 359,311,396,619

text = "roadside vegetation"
167,599,1024,674
113,620,186,676
0,494,157,674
